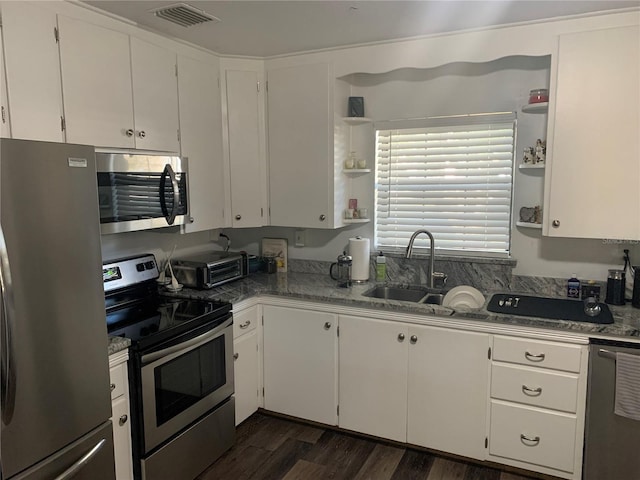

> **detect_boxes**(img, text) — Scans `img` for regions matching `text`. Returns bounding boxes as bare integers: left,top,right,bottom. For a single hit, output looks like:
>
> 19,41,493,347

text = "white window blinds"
375,114,515,256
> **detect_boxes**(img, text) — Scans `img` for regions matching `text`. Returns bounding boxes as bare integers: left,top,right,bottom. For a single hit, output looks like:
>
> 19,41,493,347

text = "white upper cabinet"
267,62,337,228
1,2,64,142
58,16,180,151
545,25,640,240
224,69,266,228
177,54,225,232
129,37,179,153
0,27,10,139
58,15,135,148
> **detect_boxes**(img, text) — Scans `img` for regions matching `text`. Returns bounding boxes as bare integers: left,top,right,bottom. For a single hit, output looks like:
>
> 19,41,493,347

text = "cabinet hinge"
337,405,339,416
337,326,340,337
60,116,66,132
177,129,180,142
262,387,265,396
1,106,6,124
485,437,488,448
261,315,264,326
257,81,260,92
175,64,178,77
488,347,492,359
260,207,263,217
54,27,59,43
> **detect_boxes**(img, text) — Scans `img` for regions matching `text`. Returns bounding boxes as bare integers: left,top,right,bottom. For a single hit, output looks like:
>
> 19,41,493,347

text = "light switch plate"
294,230,305,247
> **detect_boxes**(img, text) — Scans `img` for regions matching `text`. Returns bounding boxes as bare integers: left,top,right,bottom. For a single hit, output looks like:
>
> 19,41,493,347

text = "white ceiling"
84,1,640,57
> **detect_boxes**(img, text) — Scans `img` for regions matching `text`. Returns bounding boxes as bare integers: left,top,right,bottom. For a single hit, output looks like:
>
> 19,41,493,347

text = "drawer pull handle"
110,383,116,391
520,434,540,446
524,351,545,362
522,385,542,396
239,320,251,329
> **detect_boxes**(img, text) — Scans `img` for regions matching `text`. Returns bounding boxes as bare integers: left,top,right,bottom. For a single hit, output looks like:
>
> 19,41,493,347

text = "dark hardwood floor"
197,412,539,480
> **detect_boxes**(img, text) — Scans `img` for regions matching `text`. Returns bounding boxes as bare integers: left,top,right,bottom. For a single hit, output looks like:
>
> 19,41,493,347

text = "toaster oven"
171,252,248,289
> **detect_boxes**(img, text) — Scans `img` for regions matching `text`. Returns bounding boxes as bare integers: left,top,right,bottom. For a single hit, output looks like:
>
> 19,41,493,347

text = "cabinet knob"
119,414,128,426
233,353,239,360
410,335,418,344
324,322,332,330
319,214,326,221
138,130,146,138
125,129,134,137
397,333,405,342
110,383,116,391
552,220,560,227
235,214,242,220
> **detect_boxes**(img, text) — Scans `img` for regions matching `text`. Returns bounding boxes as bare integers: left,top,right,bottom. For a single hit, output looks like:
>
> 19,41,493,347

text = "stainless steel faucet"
405,229,438,289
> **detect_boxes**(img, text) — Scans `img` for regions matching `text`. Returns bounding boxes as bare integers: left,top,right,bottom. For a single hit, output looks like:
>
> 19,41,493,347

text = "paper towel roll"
349,237,370,282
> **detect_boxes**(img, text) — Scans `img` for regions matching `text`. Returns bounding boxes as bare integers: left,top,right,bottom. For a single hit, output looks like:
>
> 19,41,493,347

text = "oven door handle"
141,317,232,366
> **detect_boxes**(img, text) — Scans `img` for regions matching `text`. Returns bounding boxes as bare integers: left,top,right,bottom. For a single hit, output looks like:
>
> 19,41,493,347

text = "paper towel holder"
349,236,371,283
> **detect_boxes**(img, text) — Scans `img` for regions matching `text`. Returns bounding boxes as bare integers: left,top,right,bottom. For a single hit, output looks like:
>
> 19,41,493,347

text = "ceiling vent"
151,3,220,27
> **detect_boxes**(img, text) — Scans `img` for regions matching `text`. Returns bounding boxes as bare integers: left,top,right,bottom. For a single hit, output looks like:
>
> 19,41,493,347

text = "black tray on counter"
487,294,614,324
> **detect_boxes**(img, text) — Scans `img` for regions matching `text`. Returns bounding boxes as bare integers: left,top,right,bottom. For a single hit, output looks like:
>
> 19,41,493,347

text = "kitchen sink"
363,285,446,305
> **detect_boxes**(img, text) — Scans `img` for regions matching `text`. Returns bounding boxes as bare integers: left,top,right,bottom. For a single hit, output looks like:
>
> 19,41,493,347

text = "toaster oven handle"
160,164,180,225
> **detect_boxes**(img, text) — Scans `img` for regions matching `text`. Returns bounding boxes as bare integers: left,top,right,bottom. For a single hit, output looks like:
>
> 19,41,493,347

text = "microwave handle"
160,164,180,225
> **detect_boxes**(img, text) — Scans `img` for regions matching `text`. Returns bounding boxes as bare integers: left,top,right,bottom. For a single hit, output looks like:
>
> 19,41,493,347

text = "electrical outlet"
294,230,305,247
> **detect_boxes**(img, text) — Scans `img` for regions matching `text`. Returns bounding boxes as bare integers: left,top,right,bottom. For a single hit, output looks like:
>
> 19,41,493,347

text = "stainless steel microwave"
96,150,190,234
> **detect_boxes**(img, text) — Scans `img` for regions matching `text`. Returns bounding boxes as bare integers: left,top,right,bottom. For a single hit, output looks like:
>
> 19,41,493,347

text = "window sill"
378,251,517,267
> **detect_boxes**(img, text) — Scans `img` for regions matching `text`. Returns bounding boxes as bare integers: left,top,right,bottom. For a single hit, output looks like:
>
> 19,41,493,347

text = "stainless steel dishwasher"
583,340,640,479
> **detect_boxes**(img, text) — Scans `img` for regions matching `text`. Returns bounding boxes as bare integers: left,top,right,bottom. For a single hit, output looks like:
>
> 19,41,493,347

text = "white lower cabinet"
338,315,409,442
109,351,133,480
262,305,338,425
407,325,489,460
488,335,588,479
233,304,261,425
338,315,489,457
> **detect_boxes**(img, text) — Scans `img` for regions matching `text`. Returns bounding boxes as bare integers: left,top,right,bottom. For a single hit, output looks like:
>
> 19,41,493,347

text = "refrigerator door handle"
52,438,106,480
0,223,17,426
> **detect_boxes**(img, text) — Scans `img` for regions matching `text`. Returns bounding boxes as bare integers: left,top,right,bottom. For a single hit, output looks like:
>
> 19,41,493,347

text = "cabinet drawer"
491,363,579,413
109,363,126,400
493,336,582,373
233,306,258,338
489,401,576,473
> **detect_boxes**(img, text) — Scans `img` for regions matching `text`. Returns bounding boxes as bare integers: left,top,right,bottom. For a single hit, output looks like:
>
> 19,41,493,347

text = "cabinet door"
226,69,265,227
111,395,133,480
0,27,11,139
267,63,333,228
178,55,225,232
407,325,490,460
130,37,179,152
263,305,337,425
546,26,640,239
339,315,409,442
1,2,64,141
58,15,135,148
234,330,259,426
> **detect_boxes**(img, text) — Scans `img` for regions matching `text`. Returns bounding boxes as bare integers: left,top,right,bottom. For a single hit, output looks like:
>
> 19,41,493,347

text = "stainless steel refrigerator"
0,139,115,480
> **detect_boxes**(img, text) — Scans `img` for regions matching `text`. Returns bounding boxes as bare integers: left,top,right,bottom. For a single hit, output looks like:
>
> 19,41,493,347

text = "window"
375,113,515,257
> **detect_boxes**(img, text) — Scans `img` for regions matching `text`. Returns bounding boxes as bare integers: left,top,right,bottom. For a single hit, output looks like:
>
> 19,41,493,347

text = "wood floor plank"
463,464,501,480
353,443,406,480
243,415,298,451
286,421,325,444
390,448,435,480
249,437,313,480
196,444,269,480
427,457,467,480
499,473,537,480
281,459,328,480
303,430,378,479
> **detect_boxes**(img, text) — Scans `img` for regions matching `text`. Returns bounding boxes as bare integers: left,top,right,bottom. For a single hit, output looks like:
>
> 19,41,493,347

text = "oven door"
140,315,233,453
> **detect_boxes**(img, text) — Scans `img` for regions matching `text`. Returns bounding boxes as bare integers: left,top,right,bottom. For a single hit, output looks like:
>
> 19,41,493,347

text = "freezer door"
0,139,112,478
10,421,115,480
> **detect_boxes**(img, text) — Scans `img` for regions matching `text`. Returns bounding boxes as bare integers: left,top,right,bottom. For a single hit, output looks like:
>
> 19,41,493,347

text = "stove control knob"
136,263,145,272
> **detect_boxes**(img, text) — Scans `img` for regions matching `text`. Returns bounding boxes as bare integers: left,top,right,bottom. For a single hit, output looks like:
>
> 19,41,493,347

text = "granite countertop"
165,272,640,341
108,335,131,356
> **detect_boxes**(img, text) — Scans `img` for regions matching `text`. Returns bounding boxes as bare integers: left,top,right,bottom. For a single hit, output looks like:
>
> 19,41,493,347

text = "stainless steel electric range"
103,254,235,480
